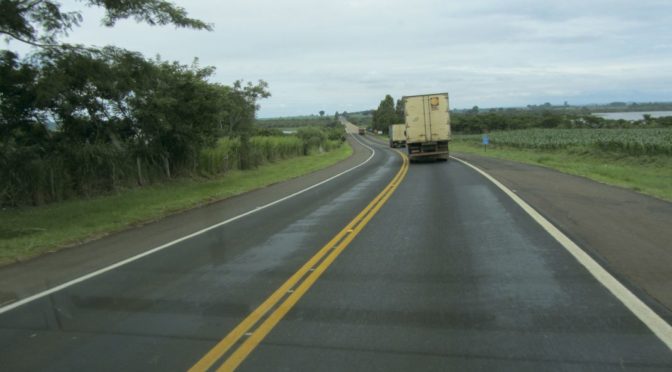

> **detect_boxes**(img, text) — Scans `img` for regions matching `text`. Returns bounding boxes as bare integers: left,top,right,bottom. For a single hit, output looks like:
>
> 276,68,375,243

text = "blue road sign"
482,134,490,145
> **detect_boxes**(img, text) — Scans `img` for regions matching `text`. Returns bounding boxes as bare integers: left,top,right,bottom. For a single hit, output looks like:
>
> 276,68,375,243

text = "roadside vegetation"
0,1,352,263
344,112,373,129
0,143,351,265
256,112,340,129
350,95,672,201
449,106,672,201
454,128,672,156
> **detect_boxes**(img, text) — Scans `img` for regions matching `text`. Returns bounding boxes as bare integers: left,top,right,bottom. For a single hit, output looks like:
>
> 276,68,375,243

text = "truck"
388,124,406,148
358,128,366,135
402,93,451,161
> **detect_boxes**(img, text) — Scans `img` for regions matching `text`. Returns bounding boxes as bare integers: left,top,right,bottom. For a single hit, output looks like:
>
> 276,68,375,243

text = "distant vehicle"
403,93,451,161
388,124,406,148
358,128,366,135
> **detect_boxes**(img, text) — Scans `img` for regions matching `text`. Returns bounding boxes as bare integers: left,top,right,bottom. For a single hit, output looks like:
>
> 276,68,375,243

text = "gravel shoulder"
455,152,672,314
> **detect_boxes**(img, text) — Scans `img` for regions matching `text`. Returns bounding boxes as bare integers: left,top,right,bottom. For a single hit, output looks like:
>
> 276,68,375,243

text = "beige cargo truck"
403,93,451,161
388,124,406,148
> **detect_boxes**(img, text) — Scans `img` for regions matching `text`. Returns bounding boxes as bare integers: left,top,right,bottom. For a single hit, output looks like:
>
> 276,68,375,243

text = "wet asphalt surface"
454,152,672,314
0,134,671,371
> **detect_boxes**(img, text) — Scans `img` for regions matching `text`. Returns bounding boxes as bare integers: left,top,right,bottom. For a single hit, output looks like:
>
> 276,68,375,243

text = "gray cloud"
4,0,671,116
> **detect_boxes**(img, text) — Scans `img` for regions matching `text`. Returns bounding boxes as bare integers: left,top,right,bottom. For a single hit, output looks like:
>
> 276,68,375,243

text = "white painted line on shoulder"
0,135,376,315
452,156,672,350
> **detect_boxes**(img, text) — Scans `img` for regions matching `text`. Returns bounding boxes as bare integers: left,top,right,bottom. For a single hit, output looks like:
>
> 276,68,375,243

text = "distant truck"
388,124,406,148
358,128,366,135
403,93,451,161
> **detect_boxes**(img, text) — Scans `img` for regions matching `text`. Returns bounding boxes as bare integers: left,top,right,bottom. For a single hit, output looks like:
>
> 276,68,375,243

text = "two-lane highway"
0,132,671,371
0,133,401,370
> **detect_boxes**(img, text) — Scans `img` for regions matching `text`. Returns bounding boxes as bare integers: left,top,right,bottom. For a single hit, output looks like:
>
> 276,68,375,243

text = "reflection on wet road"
0,135,670,371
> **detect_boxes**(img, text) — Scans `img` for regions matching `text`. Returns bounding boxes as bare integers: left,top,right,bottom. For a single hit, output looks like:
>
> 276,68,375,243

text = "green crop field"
454,128,672,156
452,128,672,202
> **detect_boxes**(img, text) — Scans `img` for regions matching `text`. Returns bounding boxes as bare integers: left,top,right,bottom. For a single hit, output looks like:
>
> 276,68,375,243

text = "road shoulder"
454,152,672,315
0,136,371,307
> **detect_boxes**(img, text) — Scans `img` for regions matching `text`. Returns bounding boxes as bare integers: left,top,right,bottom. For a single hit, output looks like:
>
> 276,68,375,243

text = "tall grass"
192,133,345,176
198,136,306,175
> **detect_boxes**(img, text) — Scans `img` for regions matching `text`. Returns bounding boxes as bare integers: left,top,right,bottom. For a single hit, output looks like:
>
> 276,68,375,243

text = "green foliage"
0,0,210,47
0,143,353,264
296,126,345,155
395,99,405,123
454,128,672,156
372,94,396,133
256,116,337,129
198,136,304,175
344,112,373,128
0,46,271,206
451,141,672,202
452,108,672,134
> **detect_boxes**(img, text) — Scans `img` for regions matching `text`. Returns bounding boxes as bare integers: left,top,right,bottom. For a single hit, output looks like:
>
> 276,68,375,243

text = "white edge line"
451,156,672,350
0,134,375,315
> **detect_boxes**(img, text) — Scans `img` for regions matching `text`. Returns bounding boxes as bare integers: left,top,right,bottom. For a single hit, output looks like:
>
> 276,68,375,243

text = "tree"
1,0,211,47
395,99,404,123
540,110,561,128
319,110,325,118
373,94,396,133
643,114,652,125
221,80,270,170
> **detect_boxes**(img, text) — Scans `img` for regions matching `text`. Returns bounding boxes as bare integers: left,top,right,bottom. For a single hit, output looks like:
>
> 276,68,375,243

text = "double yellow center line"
190,150,409,371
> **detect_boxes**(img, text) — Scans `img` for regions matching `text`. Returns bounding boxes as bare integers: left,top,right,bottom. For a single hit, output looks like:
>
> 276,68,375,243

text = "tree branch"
0,30,58,48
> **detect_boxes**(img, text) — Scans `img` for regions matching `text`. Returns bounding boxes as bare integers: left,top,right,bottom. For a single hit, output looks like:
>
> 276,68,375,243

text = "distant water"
593,111,672,121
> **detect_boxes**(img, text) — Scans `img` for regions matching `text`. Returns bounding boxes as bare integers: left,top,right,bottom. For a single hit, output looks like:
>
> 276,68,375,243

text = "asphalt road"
1,132,671,371
454,152,672,313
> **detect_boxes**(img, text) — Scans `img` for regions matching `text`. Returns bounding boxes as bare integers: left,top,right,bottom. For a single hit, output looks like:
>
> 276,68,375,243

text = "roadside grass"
451,141,672,202
0,144,352,265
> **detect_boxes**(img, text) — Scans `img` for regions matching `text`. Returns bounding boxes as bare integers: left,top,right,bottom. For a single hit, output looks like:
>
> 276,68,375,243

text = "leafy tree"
395,98,404,123
221,80,270,169
541,110,562,128
0,0,211,47
373,94,396,133
319,110,325,118
0,50,46,204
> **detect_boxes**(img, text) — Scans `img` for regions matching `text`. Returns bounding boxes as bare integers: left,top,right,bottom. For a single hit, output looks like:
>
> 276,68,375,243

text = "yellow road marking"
189,150,408,371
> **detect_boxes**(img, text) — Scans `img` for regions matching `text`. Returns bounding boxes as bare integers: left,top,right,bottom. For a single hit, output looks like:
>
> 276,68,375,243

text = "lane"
2,131,670,371
0,134,403,371
237,154,672,370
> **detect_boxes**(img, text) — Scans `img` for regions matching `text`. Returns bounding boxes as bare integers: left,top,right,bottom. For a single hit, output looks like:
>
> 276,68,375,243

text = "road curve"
0,133,670,371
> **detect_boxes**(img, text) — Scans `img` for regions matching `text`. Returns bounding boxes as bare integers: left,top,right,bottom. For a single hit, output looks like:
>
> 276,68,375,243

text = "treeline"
354,94,672,135
1,0,343,207
452,110,672,134
575,101,672,113
0,46,275,206
341,95,403,133
344,112,373,129
369,95,404,133
256,113,340,129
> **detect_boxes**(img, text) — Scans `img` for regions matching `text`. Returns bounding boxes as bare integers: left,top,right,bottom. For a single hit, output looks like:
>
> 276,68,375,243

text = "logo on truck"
430,96,440,110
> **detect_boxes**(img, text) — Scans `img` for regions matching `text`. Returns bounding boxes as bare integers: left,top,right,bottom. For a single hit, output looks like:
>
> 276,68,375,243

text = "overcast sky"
6,0,672,117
